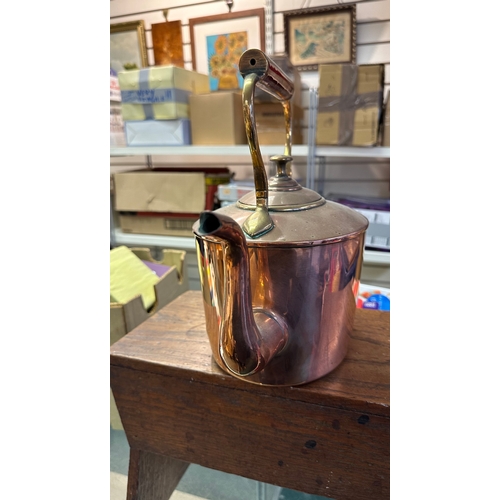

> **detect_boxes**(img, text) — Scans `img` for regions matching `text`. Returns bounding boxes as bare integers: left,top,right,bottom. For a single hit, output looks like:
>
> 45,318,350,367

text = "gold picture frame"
283,5,356,71
110,21,148,73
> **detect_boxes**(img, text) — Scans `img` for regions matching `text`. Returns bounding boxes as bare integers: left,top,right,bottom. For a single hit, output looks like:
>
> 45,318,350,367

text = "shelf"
114,230,196,251
113,229,390,266
110,145,309,157
363,249,390,266
314,146,390,159
110,145,389,159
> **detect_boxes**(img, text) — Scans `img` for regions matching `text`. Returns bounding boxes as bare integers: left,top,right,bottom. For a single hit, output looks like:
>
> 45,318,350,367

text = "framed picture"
283,5,356,71
152,20,184,67
110,21,148,74
189,9,265,91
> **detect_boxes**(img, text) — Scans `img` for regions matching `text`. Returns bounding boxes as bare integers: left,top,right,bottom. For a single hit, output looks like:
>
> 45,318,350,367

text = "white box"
217,182,254,202
125,119,191,146
355,208,390,251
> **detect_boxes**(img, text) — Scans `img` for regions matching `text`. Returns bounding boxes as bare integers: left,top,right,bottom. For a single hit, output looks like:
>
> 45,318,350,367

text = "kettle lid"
237,155,325,212
211,154,369,247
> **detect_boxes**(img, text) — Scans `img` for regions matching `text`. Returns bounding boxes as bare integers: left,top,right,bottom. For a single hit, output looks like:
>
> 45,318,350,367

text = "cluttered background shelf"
112,228,390,292
110,140,390,291
110,142,390,291
111,145,307,157
110,145,389,158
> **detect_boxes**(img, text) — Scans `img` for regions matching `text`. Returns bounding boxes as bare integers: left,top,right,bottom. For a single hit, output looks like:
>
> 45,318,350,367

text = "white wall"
110,0,390,198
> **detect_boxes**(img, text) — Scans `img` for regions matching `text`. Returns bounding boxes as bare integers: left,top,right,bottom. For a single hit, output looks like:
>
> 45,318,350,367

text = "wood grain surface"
110,291,390,500
127,449,189,500
111,291,389,416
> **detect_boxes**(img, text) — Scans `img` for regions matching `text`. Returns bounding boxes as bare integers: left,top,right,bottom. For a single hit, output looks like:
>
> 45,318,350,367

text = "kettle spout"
198,211,288,377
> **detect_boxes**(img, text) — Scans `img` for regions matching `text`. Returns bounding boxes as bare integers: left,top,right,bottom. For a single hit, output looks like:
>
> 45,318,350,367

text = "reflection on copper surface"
195,212,364,386
196,212,288,377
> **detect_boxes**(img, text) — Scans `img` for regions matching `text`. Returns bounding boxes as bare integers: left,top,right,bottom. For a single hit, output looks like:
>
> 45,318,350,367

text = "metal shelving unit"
110,145,310,157
305,88,390,193
110,92,390,277
113,228,389,267
110,144,389,162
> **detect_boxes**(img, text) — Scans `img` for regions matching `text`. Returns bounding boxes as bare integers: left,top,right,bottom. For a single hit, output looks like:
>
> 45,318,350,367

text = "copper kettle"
193,49,368,386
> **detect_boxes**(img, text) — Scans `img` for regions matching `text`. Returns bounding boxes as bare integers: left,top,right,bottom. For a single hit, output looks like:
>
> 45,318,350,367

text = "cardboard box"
114,171,206,214
119,213,199,237
258,128,303,145
118,65,209,121
316,64,384,146
255,102,304,145
382,91,390,147
117,167,232,236
110,245,160,310
254,54,302,109
125,119,191,146
189,92,246,145
110,247,189,429
118,166,230,236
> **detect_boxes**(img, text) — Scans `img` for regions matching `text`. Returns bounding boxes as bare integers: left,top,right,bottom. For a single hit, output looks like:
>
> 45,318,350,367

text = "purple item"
331,195,390,211
142,260,171,278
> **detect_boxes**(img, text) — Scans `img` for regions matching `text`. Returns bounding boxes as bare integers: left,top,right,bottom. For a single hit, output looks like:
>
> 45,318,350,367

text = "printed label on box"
121,88,190,104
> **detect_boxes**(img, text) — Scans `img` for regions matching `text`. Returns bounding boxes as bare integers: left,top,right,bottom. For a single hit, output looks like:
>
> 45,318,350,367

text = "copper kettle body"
193,50,368,386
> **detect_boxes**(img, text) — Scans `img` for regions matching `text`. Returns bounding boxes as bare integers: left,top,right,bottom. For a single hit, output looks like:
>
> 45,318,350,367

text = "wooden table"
110,291,390,500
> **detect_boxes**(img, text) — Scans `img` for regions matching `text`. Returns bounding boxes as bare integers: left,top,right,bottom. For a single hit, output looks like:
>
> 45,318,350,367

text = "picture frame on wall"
152,20,184,67
110,21,148,74
283,5,356,71
189,8,265,91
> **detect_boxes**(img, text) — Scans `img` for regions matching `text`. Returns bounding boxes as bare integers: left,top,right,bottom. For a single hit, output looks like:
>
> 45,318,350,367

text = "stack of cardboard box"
254,102,303,146
113,168,231,236
381,90,390,147
188,54,303,146
117,66,209,146
316,64,385,146
110,246,188,429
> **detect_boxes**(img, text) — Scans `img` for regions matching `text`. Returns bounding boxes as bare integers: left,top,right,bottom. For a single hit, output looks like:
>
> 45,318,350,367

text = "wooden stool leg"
126,448,190,500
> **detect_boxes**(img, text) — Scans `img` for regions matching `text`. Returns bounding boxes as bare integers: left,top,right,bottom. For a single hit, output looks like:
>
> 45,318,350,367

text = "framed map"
284,5,356,71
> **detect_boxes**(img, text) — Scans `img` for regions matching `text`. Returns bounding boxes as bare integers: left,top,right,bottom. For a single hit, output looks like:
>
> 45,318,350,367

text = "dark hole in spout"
199,211,221,235
250,58,256,65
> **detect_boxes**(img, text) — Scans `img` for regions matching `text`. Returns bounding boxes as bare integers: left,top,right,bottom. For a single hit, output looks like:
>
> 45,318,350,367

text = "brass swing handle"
238,49,294,238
